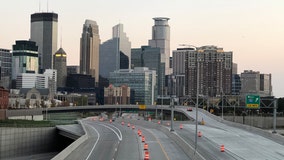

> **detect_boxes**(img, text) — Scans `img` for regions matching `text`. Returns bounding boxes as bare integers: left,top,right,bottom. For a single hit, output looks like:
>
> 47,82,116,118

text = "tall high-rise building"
172,47,196,97
131,46,163,95
100,23,131,79
149,17,171,75
0,49,12,89
184,45,232,97
240,70,272,97
54,48,67,88
80,20,100,86
109,67,156,105
30,12,58,72
67,66,80,74
232,74,241,95
12,40,39,81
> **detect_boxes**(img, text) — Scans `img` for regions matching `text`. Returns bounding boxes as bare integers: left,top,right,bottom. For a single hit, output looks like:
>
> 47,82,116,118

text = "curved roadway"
174,106,284,160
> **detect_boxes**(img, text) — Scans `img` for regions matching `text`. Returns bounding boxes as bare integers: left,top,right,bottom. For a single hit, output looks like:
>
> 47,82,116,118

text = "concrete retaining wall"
0,127,58,159
224,116,284,129
198,109,284,145
52,121,87,160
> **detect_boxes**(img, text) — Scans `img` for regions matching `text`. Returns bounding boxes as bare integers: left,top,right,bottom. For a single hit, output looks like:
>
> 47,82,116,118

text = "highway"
64,114,191,160
174,107,284,160
59,106,284,160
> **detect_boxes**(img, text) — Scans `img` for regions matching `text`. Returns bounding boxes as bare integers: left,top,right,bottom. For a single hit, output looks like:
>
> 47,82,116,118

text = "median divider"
52,120,88,160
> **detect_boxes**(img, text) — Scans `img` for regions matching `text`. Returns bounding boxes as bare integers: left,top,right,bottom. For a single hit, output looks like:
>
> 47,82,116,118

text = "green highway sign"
246,95,260,109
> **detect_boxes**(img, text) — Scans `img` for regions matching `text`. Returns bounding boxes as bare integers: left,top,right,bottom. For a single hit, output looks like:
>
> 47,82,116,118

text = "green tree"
41,99,46,108
25,99,30,108
51,99,56,107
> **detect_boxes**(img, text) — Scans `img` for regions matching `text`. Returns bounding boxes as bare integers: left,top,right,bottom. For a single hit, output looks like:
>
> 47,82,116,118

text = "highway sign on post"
246,95,260,109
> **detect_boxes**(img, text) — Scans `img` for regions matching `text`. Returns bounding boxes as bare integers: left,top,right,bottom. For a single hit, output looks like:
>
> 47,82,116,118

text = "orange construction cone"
144,143,148,150
142,136,145,143
144,151,150,160
198,131,202,137
220,145,225,152
180,124,183,129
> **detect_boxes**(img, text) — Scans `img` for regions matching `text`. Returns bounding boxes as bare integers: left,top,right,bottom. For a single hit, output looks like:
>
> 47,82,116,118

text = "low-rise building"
0,86,9,109
104,84,130,105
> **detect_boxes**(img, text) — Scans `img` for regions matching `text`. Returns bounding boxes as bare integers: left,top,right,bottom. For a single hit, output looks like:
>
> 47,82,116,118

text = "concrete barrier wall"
0,127,57,159
223,116,284,129
198,109,284,145
52,120,88,160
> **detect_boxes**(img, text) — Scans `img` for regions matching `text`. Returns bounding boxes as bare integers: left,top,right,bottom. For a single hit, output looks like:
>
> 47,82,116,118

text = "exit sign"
246,95,260,109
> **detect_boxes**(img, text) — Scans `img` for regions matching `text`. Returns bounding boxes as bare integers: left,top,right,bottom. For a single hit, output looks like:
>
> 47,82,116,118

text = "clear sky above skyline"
0,0,283,97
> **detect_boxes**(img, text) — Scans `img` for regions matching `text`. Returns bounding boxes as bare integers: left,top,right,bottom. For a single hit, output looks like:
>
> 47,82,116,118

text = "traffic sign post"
246,95,260,109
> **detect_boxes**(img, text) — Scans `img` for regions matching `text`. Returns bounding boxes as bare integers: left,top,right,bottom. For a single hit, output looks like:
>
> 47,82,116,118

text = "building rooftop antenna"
47,0,49,12
60,26,62,48
39,0,41,12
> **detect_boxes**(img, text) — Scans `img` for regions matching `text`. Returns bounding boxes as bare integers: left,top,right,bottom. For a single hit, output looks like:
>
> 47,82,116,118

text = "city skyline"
0,0,283,97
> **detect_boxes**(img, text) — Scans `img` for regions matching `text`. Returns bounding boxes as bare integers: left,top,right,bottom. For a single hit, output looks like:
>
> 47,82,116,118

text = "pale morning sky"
0,0,283,97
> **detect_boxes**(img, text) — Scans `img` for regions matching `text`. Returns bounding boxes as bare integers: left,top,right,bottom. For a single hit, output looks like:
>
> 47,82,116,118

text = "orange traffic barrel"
180,124,183,129
127,123,130,127
220,144,225,152
144,151,150,160
132,125,135,130
109,119,112,123
158,120,161,124
142,136,145,142
121,121,124,125
167,122,170,126
198,131,202,137
144,143,148,150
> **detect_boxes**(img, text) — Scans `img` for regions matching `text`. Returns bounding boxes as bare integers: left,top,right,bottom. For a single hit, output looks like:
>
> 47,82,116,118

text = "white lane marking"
173,132,206,160
86,124,100,160
98,124,122,141
107,124,123,141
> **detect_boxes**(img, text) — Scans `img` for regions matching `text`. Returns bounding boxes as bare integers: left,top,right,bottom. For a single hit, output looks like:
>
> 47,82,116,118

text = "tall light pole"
218,58,224,119
161,74,163,124
180,44,199,152
170,96,174,132
195,50,200,152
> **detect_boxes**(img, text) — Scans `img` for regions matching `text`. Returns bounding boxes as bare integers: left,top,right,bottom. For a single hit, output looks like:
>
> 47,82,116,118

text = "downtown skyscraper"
54,48,67,88
80,20,100,86
180,45,233,97
30,12,58,72
149,17,171,75
99,24,131,80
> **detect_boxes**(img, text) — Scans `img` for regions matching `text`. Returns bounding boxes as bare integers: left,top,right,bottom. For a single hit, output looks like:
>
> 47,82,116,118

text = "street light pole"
180,44,199,152
170,96,174,132
221,90,224,119
195,52,200,152
272,98,277,133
